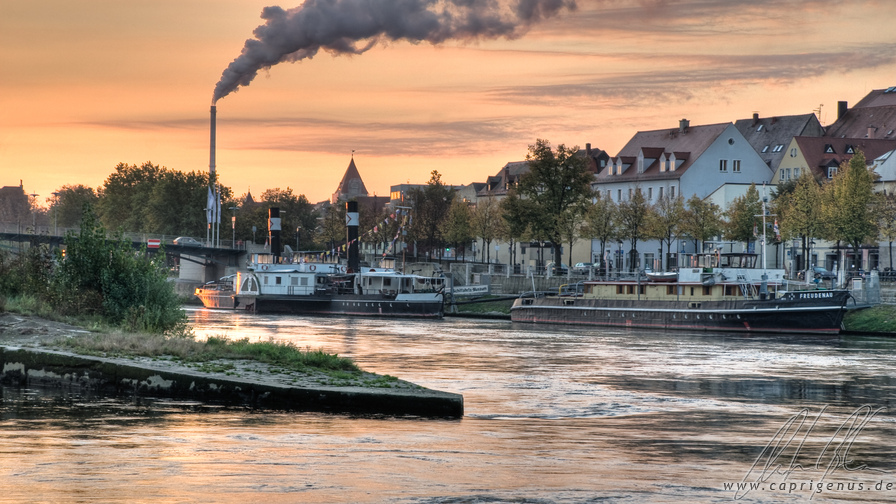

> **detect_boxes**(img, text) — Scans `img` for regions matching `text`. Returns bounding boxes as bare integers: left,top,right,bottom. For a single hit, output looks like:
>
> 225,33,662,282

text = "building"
774,137,896,184
734,112,824,172
825,87,896,140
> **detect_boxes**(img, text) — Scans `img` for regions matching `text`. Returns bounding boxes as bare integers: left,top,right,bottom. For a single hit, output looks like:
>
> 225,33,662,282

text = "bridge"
0,226,247,289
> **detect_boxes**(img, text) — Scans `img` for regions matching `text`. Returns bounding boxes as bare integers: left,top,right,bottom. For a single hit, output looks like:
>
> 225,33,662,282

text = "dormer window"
664,157,670,172
761,145,769,153
772,144,784,153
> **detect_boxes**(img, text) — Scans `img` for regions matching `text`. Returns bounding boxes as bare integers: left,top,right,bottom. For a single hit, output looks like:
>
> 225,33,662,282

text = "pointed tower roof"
331,157,369,203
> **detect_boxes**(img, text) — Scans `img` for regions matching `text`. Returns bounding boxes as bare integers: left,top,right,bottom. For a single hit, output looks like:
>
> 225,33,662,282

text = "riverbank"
0,313,463,418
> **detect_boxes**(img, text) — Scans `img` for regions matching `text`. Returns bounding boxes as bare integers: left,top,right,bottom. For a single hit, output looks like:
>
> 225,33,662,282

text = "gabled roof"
792,136,896,178
596,122,729,182
478,160,530,197
734,113,824,169
825,87,896,140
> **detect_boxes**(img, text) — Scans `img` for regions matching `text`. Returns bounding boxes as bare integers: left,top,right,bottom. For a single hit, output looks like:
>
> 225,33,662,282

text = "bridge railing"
0,222,249,250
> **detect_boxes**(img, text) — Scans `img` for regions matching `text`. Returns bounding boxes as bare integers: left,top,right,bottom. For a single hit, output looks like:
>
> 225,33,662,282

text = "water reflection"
2,308,896,503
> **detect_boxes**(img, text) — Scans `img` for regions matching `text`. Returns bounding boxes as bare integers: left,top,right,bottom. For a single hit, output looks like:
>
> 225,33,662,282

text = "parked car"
173,236,202,246
798,266,835,280
545,262,569,275
573,262,594,274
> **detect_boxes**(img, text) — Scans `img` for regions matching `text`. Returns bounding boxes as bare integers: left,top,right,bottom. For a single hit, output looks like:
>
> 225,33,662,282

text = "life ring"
370,268,376,272
309,265,316,272
339,266,347,273
261,264,268,271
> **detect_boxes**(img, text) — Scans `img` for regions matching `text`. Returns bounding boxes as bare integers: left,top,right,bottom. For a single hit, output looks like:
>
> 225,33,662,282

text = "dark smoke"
212,0,576,103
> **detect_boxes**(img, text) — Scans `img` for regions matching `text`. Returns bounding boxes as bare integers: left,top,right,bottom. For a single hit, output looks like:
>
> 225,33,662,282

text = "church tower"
331,156,369,204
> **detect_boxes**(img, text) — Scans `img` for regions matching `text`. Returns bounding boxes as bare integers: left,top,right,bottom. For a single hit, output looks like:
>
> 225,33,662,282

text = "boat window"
264,276,269,285
639,286,646,295
667,286,676,295
703,286,712,295
276,277,282,285
291,277,298,286
301,277,308,286
384,278,392,286
617,285,625,295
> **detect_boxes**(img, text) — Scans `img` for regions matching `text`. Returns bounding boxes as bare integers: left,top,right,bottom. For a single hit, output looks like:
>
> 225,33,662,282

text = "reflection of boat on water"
196,256,445,318
512,253,851,334
194,274,237,309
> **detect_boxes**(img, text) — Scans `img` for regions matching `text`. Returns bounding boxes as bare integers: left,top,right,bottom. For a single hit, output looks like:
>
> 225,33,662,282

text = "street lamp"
229,206,238,247
51,191,59,236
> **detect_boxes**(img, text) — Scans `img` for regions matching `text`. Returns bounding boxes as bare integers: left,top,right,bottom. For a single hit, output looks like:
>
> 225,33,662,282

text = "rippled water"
2,308,896,503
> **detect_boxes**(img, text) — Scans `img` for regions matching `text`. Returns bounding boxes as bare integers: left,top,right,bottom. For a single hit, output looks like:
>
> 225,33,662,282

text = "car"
798,266,835,280
173,236,202,246
573,262,594,274
545,262,569,275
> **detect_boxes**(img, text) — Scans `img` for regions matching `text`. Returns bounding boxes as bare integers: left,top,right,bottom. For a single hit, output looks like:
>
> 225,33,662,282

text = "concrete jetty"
0,314,463,418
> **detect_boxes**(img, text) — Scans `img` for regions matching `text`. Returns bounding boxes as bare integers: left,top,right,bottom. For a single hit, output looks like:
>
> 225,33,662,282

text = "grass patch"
843,305,896,334
55,332,360,374
452,296,514,315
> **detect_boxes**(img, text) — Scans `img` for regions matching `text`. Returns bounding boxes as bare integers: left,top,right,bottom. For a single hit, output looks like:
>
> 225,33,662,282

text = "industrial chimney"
209,105,217,184
346,201,360,272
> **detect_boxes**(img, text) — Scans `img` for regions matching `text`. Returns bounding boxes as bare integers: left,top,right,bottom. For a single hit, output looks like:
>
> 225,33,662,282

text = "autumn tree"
680,195,723,254
778,172,824,275
878,192,896,271
499,187,533,269
472,195,504,263
441,199,474,260
517,139,594,267
615,188,650,272
646,195,685,271
408,171,454,260
724,184,764,250
824,151,879,269
582,194,617,274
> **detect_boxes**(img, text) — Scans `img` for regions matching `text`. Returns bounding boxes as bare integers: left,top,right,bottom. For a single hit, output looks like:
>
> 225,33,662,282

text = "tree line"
4,146,888,271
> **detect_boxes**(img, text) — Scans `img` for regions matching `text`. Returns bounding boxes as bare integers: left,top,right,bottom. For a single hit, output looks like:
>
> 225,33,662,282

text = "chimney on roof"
679,119,689,133
752,113,759,126
838,101,848,120
586,143,591,155
867,127,875,139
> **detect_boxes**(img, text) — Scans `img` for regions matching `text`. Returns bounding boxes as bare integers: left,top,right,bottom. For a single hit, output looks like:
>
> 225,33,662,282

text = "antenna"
814,103,823,121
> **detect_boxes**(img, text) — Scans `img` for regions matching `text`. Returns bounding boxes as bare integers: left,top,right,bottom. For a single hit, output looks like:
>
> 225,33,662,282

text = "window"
719,160,728,172
665,158,671,171
793,167,800,178
785,168,791,180
670,186,676,198
761,145,769,153
790,148,797,157
772,144,784,152
779,170,785,181
275,276,282,285
659,186,664,199
828,166,838,178
617,189,622,201
732,160,741,172
628,188,633,199
648,187,653,200
291,277,298,286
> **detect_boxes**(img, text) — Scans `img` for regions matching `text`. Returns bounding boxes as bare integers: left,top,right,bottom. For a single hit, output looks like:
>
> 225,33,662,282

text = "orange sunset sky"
2,0,896,207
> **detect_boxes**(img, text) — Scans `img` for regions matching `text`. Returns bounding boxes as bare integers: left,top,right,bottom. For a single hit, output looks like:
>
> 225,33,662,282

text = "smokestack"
752,112,759,126
209,105,217,184
838,101,848,120
346,201,359,272
679,118,689,133
269,207,281,262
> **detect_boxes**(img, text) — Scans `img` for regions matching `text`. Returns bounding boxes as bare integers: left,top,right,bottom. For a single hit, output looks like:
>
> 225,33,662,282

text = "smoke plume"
212,0,576,103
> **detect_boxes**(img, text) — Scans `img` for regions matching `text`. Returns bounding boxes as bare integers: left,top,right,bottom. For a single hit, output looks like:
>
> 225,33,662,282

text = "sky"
2,0,896,208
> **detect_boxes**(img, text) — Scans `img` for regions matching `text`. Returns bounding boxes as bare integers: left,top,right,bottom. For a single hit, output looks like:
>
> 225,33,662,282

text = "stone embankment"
0,314,463,418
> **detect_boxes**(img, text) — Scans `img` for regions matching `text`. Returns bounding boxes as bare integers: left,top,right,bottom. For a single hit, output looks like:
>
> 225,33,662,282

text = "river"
2,308,896,503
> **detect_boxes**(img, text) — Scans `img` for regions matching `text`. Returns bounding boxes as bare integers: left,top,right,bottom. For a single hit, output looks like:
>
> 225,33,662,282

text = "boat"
197,254,446,318
511,253,851,334
194,274,237,309
645,271,678,282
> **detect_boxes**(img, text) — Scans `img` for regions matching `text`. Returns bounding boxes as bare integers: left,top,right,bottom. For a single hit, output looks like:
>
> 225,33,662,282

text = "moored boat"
511,253,851,334
194,274,237,309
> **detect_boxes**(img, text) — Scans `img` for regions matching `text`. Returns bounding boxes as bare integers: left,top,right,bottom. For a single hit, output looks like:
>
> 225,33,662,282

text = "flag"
207,186,214,224
774,219,780,240
752,222,758,237
215,192,222,224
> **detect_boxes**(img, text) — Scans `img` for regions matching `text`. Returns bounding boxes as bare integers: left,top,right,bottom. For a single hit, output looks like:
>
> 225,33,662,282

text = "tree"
778,172,824,276
146,170,218,237
471,196,504,263
582,194,617,275
499,187,533,269
824,151,879,270
49,184,99,230
97,161,164,231
615,188,650,272
408,170,454,260
878,192,896,271
724,184,763,250
441,199,474,260
646,195,684,271
681,195,723,255
517,139,594,267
